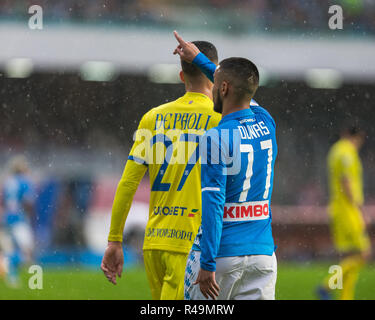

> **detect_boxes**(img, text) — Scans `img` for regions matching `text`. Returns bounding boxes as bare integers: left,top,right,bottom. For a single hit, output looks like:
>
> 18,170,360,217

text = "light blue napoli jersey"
2,174,34,225
193,102,278,271
191,52,278,271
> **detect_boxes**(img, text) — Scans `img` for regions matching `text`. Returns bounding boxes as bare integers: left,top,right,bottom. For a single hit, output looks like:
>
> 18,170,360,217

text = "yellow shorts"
143,249,188,300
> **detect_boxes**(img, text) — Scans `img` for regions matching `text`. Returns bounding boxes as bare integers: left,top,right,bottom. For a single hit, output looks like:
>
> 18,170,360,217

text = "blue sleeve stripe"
128,155,148,166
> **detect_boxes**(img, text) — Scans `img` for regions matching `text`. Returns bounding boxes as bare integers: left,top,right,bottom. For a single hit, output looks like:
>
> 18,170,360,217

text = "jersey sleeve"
250,104,276,129
338,150,355,181
340,152,354,171
338,149,364,205
192,52,216,83
108,113,151,242
200,129,227,272
108,158,147,242
128,112,152,165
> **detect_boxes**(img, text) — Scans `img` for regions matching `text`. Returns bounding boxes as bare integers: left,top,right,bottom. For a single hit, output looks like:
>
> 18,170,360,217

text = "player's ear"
221,81,229,97
179,71,185,84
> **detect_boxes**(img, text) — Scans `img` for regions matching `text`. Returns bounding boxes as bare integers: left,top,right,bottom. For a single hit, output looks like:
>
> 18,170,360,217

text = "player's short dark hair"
218,57,259,101
181,41,218,78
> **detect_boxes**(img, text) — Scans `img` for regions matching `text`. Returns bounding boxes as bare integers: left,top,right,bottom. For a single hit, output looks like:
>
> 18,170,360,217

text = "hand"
101,241,124,285
173,30,201,63
194,268,220,300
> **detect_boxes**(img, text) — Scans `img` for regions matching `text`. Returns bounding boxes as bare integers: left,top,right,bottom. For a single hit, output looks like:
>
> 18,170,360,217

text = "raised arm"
173,31,261,108
173,31,216,82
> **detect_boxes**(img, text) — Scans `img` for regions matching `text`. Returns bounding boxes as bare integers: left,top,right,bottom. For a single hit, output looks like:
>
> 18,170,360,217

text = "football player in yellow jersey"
101,41,221,300
318,125,371,300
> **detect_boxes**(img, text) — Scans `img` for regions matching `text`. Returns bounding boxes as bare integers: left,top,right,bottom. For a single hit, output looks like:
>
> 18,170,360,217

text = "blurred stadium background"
0,0,374,299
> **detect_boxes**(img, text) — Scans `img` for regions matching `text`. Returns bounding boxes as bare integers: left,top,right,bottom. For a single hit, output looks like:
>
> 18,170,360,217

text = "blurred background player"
1,155,35,287
101,41,221,300
0,232,9,280
318,125,371,300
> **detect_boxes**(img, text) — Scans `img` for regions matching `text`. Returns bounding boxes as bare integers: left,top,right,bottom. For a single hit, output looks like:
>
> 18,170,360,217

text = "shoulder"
151,99,179,113
330,141,355,166
203,122,238,146
18,175,32,189
136,101,173,129
335,141,353,156
210,118,237,132
250,100,276,128
3,176,17,191
4,175,31,192
141,99,180,121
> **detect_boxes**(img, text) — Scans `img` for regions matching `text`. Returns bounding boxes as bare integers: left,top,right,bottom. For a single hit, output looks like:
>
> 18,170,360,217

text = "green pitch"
1,262,375,300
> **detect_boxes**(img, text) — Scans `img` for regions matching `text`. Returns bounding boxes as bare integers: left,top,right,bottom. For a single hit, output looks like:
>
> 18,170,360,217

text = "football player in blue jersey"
1,156,35,287
174,32,278,300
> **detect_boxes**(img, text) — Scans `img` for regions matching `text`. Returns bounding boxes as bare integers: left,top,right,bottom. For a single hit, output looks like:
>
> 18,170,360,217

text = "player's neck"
221,100,250,118
185,88,213,100
184,82,213,100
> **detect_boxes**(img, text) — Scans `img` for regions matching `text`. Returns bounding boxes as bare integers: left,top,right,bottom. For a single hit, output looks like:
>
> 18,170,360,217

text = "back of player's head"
217,57,259,101
341,124,365,138
181,41,218,78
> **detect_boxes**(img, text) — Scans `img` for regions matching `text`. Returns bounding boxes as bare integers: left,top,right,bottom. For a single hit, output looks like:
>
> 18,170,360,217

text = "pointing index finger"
173,30,186,47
